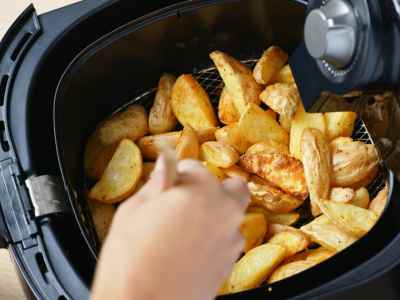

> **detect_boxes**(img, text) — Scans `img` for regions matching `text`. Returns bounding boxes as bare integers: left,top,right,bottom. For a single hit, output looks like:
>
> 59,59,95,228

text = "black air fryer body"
1,0,400,299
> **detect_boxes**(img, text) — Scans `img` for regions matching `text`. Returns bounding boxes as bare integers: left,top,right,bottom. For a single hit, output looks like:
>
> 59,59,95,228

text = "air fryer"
1,0,400,299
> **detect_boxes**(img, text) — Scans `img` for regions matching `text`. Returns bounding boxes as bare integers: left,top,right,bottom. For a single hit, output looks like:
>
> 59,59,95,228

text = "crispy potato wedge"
176,126,200,160
245,140,289,156
200,141,239,168
84,136,117,180
240,151,308,200
268,230,310,257
88,199,116,243
89,139,143,204
239,103,289,145
265,109,278,120
247,206,300,225
319,201,378,238
248,176,304,213
241,213,268,253
227,243,286,293
253,46,288,85
369,183,389,216
269,260,315,283
271,65,295,84
218,280,231,296
210,51,262,114
197,127,218,143
202,161,226,180
279,114,292,132
219,87,240,125
330,187,355,203
267,223,301,237
260,83,300,121
300,215,357,251
149,73,177,134
223,165,250,182
305,247,335,263
301,128,331,216
138,131,181,160
171,74,217,130
350,187,370,208
324,111,357,141
215,124,252,154
330,137,353,152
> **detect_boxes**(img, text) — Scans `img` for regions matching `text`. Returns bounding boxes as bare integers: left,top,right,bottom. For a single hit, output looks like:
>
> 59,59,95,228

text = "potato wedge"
330,187,355,203
239,103,289,145
268,260,315,283
305,247,335,263
228,243,286,293
267,223,301,237
176,126,199,160
319,201,378,238
138,131,181,160
253,46,288,85
248,176,304,213
215,124,252,154
301,128,331,216
200,141,239,168
330,137,353,152
142,162,155,182
223,165,250,182
279,114,292,132
171,74,217,130
218,280,231,296
240,152,308,200
268,230,309,257
300,215,357,251
88,199,116,243
149,73,177,134
84,136,117,180
247,206,300,225
245,140,289,156
324,111,357,141
210,51,262,114
271,65,295,84
197,127,217,143
89,139,143,204
219,87,240,124
369,183,389,216
202,161,226,180
350,187,370,208
241,213,268,253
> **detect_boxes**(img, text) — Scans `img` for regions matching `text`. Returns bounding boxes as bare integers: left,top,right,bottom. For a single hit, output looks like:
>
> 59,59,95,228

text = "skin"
91,156,250,300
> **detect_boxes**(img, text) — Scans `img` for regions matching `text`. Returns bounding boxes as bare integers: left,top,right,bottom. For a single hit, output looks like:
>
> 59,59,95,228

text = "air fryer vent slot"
0,122,10,152
0,75,8,106
35,252,48,283
11,32,32,61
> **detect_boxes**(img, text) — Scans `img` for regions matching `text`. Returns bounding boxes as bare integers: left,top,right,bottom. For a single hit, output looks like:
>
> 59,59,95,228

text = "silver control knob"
304,0,357,69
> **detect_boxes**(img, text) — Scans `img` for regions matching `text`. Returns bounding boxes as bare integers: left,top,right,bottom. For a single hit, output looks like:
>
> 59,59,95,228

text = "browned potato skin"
270,65,295,84
301,128,331,216
171,74,217,130
202,161,226,180
196,127,217,143
240,152,308,200
215,124,252,154
200,141,239,168
240,213,268,253
350,187,370,208
142,162,155,182
218,87,240,125
223,165,250,182
247,206,300,226
253,46,288,85
138,131,181,160
324,111,357,141
88,199,116,243
176,126,200,160
245,140,289,156
369,183,389,216
149,73,177,134
268,260,315,283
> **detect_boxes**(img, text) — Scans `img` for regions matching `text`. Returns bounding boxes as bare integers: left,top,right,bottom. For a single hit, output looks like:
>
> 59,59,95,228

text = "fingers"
221,177,251,210
177,160,218,185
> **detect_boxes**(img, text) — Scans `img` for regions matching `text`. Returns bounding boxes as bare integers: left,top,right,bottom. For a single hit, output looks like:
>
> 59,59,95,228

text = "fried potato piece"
271,65,295,84
330,137,353,152
223,165,250,182
324,112,357,141
248,206,300,225
197,127,217,143
241,213,268,253
330,187,355,203
171,74,217,130
319,201,378,238
219,87,240,125
253,46,288,85
267,223,300,236
301,128,331,216
268,230,310,257
149,73,177,134
138,131,181,160
369,183,389,216
240,151,308,200
227,243,286,293
88,199,116,243
239,103,289,145
245,140,289,156
84,137,117,180
142,162,155,182
210,51,262,114
300,215,357,251
260,83,300,122
176,126,199,160
215,124,252,154
279,114,292,132
248,176,304,213
331,139,379,188
200,141,239,168
350,187,370,208
305,247,335,263
89,139,143,204
268,260,315,283
202,161,226,180
218,280,230,296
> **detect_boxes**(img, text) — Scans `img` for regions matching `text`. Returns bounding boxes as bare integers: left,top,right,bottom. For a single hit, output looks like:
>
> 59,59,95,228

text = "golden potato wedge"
176,126,200,160
330,187,355,203
215,124,252,154
247,206,300,225
330,137,353,152
171,74,217,130
142,162,155,182
301,128,331,216
253,46,288,85
197,127,217,143
223,165,250,182
269,260,315,283
331,139,379,188
279,114,292,132
219,87,240,125
271,64,295,84
350,187,370,208
248,176,304,213
241,213,268,253
149,73,177,134
138,131,181,160
300,215,357,251
89,139,143,204
260,83,300,122
265,109,278,120
88,199,116,243
200,141,239,168
240,152,308,200
268,230,310,257
319,201,378,238
305,247,335,263
218,280,231,296
210,51,262,114
228,243,286,293
267,223,300,237
324,111,357,141
369,183,389,216
84,136,117,180
245,140,289,156
202,161,226,180
239,103,289,145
